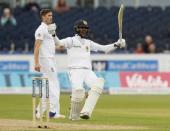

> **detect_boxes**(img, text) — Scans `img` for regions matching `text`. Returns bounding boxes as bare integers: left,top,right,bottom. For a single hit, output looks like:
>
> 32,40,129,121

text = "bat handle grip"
114,32,122,48
119,32,122,42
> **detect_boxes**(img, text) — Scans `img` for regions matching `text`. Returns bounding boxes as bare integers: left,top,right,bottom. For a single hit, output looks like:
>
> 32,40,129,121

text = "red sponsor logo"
120,72,170,88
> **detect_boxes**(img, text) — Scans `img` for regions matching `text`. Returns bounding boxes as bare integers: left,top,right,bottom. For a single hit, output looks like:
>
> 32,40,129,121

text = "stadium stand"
0,6,170,53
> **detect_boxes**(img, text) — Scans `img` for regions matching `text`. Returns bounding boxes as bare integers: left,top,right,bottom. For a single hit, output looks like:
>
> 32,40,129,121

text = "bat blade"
118,4,124,41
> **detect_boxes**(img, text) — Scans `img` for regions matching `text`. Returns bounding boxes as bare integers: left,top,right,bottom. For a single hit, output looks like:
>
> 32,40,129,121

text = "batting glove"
48,23,57,37
115,39,126,48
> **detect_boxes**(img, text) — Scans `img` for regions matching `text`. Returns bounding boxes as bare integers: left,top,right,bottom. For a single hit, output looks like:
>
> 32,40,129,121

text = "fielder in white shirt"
34,9,65,119
48,19,126,120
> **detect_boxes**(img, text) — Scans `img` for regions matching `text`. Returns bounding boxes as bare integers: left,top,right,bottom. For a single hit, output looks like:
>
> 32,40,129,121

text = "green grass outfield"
0,94,170,131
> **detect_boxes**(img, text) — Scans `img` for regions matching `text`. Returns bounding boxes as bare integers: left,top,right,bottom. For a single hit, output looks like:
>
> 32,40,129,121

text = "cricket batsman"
34,9,65,119
47,19,126,120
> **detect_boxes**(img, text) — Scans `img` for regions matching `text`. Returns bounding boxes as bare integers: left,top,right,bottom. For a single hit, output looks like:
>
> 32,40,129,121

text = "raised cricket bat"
118,4,124,42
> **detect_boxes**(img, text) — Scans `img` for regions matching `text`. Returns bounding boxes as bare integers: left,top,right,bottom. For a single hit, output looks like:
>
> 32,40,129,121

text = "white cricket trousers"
68,68,99,89
39,57,60,115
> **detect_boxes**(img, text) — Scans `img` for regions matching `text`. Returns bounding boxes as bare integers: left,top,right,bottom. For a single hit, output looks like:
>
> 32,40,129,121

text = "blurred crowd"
0,8,17,27
0,0,170,54
135,35,157,54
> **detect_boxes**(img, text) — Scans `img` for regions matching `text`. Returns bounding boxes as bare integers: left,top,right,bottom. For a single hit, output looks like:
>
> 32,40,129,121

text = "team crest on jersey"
37,33,41,38
51,67,54,72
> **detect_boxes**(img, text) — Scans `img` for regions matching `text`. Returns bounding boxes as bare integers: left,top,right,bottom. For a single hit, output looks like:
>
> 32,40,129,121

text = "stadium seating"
0,6,170,53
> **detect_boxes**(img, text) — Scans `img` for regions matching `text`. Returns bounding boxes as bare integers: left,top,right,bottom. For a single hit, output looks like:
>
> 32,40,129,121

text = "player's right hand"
34,64,41,72
48,23,57,37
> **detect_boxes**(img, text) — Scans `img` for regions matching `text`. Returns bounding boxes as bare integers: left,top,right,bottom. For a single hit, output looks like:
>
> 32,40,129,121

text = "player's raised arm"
90,39,126,53
47,23,73,48
47,23,62,45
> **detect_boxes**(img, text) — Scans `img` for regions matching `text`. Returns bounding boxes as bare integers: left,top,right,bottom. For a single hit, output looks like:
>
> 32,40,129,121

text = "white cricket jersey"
35,22,55,58
60,34,116,69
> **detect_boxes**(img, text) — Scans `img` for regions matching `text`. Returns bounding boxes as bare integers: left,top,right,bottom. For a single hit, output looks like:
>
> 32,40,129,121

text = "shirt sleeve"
35,28,45,40
90,40,117,53
60,37,73,48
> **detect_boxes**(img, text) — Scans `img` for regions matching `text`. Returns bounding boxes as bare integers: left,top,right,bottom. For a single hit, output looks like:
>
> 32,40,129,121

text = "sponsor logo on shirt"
72,45,81,48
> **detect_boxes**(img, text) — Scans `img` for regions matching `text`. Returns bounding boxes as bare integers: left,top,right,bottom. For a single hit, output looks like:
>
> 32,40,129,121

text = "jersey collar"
41,22,48,28
75,34,82,40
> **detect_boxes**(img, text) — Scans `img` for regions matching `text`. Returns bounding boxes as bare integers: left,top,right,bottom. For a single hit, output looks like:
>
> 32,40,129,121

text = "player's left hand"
115,39,126,48
48,23,57,37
